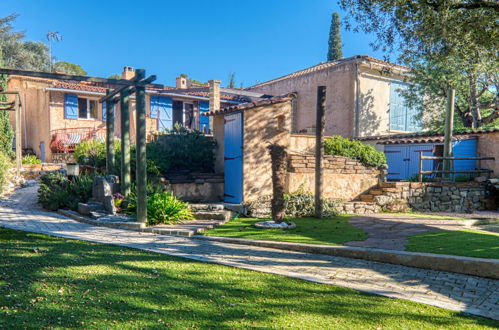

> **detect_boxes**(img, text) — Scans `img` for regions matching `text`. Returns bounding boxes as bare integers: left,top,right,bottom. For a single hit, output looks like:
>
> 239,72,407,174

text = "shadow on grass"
0,228,497,329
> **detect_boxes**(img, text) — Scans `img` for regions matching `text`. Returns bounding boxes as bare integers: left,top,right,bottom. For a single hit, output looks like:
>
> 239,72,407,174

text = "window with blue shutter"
102,102,106,121
150,95,159,119
199,101,210,132
389,81,421,132
64,94,78,119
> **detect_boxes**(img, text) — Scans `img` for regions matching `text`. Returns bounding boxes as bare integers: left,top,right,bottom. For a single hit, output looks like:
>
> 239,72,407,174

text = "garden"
37,127,215,226
1,228,496,329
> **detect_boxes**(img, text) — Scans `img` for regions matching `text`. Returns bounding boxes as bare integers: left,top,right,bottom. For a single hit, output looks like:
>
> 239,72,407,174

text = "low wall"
161,175,224,203
286,154,380,201
21,163,65,180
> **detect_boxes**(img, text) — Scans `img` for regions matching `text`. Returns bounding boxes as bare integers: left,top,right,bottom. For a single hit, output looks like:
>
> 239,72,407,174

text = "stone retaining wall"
409,183,486,212
286,153,381,201
161,175,224,203
21,163,65,180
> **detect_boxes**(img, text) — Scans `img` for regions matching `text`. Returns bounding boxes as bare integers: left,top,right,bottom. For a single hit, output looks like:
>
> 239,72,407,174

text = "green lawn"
0,229,497,329
406,230,499,259
203,216,368,245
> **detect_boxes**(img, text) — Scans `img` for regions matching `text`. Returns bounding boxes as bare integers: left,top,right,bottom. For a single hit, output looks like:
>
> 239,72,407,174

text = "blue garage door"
385,144,434,181
224,113,243,203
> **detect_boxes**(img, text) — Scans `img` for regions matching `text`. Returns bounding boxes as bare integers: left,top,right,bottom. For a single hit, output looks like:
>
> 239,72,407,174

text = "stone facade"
286,154,380,201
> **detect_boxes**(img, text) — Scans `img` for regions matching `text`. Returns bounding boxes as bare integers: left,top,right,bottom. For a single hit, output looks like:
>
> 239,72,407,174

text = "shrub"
0,151,11,193
22,155,41,164
146,192,193,226
284,193,339,218
124,187,193,225
38,172,93,211
74,139,121,169
150,126,216,174
324,136,386,168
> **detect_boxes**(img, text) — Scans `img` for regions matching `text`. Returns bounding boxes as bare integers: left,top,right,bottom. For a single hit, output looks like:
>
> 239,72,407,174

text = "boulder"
103,195,116,215
92,176,112,202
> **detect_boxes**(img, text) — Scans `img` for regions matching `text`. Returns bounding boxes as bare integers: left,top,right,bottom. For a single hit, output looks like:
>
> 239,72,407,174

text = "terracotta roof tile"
205,94,293,116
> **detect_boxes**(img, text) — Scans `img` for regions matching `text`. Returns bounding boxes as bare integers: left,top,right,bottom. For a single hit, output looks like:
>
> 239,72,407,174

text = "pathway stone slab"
0,184,498,320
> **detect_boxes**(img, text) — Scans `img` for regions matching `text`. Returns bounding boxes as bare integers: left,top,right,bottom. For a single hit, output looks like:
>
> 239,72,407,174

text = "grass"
406,229,499,259
0,228,497,329
203,216,368,245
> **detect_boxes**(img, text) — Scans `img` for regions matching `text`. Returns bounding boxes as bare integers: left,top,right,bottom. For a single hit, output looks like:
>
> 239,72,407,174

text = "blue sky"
3,0,388,87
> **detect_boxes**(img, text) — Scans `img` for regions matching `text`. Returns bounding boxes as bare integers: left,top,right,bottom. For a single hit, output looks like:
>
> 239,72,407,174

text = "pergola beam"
0,68,163,89
98,75,157,103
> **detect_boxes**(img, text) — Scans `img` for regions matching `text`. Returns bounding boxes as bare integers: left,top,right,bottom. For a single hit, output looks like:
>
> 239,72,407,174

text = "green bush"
324,136,386,168
284,193,339,218
74,139,121,169
22,155,41,164
146,192,194,225
38,172,93,211
124,187,193,225
0,151,11,193
150,126,216,174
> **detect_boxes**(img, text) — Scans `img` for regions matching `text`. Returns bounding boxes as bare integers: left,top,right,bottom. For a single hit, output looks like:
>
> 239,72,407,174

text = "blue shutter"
102,102,107,121
64,94,78,119
158,96,172,131
199,101,210,132
150,95,159,119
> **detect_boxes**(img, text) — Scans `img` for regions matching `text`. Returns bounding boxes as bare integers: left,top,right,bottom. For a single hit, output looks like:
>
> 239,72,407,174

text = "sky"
2,0,388,88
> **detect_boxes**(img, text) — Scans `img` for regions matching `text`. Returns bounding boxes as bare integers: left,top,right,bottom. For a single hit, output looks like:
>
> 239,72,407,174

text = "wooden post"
105,89,115,174
135,69,147,225
120,89,131,196
418,152,423,182
15,94,21,176
315,86,326,218
443,88,455,180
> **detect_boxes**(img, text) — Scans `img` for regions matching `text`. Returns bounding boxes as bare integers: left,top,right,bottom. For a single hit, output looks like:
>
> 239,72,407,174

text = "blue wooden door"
384,145,408,180
224,113,243,203
452,138,477,177
157,96,172,131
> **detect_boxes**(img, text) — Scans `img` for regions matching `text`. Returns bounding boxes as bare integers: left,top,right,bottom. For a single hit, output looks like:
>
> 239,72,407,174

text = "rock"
78,202,105,216
92,176,112,202
254,221,296,229
103,195,116,215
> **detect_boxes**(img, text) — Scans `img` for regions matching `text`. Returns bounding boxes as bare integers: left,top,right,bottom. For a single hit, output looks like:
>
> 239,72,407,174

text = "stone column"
208,80,221,133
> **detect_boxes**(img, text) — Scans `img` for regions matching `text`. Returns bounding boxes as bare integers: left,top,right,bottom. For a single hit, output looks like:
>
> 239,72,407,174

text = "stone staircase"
337,182,411,215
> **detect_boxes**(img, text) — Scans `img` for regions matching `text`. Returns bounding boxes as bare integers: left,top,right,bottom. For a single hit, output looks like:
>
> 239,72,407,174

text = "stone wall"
161,175,224,203
286,153,381,201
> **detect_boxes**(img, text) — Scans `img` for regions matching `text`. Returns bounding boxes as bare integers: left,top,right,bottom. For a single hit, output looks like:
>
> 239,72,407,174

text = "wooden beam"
421,156,495,161
135,69,148,225
105,90,115,174
315,86,326,218
0,68,163,88
15,94,21,176
120,89,131,197
98,75,157,103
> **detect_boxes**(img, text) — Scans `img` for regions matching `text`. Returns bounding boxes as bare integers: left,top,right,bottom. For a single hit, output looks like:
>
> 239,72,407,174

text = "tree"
227,72,236,88
327,12,343,61
53,61,87,75
108,74,121,79
0,63,14,157
339,0,498,128
0,14,50,71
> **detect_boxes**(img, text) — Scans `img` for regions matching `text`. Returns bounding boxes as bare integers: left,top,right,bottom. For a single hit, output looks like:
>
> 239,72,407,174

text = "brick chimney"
176,76,188,89
209,80,221,113
122,66,135,80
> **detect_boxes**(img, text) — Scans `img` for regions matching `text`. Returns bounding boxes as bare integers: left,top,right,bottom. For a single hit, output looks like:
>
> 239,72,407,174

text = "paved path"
346,214,471,250
0,185,498,320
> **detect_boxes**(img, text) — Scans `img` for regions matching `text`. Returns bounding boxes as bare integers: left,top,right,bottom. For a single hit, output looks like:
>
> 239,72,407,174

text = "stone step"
379,182,410,188
189,203,225,211
369,189,383,195
360,194,375,202
192,211,231,221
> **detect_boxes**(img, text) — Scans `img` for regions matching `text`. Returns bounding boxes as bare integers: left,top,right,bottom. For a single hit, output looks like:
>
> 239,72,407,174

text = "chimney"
209,80,221,113
176,76,188,89
122,66,135,80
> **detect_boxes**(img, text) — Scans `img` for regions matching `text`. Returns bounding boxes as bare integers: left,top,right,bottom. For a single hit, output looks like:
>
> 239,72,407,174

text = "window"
389,81,421,132
77,97,98,120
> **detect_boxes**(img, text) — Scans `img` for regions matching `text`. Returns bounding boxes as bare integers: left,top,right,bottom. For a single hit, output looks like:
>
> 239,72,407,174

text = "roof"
205,94,293,116
357,128,499,144
249,55,410,89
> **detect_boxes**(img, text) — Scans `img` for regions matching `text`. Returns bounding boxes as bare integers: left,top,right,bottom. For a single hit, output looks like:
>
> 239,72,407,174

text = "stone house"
249,55,420,138
6,68,251,162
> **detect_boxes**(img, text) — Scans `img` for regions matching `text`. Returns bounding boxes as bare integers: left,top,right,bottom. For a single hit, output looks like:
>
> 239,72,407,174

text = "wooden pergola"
0,68,162,225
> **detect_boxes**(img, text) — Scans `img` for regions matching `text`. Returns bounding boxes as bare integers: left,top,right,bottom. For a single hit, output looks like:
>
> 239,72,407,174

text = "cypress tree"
327,12,343,61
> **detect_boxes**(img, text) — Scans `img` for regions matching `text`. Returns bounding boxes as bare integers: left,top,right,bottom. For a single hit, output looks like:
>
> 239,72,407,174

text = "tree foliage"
339,0,499,129
53,61,87,75
227,72,236,88
0,14,50,71
327,12,343,61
